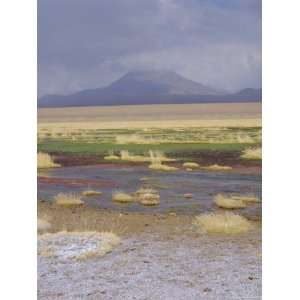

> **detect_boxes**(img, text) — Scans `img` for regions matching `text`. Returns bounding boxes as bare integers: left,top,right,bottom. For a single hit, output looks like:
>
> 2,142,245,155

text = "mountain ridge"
38,70,262,107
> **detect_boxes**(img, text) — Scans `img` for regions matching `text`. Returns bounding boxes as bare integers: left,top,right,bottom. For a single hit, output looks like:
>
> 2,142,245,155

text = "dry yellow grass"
82,190,102,197
203,164,232,171
104,151,120,160
135,187,158,197
231,195,260,203
112,191,133,203
38,231,121,260
214,194,247,209
54,193,84,208
119,150,175,163
38,125,261,145
77,231,121,260
139,193,160,206
120,150,149,162
104,155,120,160
149,162,178,171
236,133,257,143
37,218,51,234
193,212,251,234
37,152,60,169
135,188,160,206
149,150,176,162
241,147,262,160
183,193,193,199
183,162,199,169
148,150,177,171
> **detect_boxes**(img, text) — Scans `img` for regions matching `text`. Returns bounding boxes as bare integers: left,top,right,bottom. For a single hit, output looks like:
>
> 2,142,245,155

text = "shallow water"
38,165,261,217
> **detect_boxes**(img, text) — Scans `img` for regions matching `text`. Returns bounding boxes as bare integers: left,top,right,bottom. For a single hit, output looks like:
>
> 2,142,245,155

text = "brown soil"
38,202,261,238
51,151,261,174
38,202,193,238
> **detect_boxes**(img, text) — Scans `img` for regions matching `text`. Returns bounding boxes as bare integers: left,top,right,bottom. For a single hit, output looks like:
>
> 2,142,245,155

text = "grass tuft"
54,193,84,208
112,191,134,203
104,150,120,160
241,147,262,160
37,218,51,234
82,190,102,197
38,231,121,260
183,162,199,169
149,163,178,171
193,212,251,234
183,193,193,199
231,195,260,203
203,164,232,171
37,152,60,169
214,194,246,209
135,188,160,206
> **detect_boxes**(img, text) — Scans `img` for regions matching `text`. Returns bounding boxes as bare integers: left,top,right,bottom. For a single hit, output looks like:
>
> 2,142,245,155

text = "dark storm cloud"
38,0,261,96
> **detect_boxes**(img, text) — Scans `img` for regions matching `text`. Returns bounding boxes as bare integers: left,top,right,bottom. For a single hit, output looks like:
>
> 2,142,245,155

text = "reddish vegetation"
53,153,103,167
50,151,261,174
52,153,143,168
38,177,117,188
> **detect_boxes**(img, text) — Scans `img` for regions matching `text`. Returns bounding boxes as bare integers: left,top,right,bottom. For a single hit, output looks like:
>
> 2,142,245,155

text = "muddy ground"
38,203,261,300
50,151,261,175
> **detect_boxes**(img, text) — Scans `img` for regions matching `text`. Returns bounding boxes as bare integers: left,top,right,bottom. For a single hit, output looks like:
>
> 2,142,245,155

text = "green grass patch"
38,141,258,155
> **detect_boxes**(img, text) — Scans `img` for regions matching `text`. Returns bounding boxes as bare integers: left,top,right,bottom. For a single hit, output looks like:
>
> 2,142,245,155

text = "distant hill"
38,70,262,107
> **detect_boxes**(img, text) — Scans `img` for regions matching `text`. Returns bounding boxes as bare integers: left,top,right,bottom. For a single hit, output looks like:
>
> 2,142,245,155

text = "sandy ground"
38,203,261,300
38,103,261,129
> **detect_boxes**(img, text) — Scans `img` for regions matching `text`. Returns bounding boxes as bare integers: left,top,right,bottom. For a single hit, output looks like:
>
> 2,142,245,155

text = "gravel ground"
38,206,261,300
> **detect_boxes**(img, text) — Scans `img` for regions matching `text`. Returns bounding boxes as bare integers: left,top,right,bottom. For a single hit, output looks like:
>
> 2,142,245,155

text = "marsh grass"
183,162,199,169
202,164,232,171
54,193,84,208
149,163,178,171
135,187,158,197
183,193,193,199
119,149,175,163
214,194,246,209
231,195,260,203
139,194,160,206
37,152,60,169
112,191,134,203
120,150,149,162
241,147,262,160
148,150,177,171
104,150,119,160
82,190,102,197
193,212,251,234
135,188,160,206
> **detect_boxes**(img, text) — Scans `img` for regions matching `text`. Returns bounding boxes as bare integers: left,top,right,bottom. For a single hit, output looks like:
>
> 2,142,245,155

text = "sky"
38,0,261,97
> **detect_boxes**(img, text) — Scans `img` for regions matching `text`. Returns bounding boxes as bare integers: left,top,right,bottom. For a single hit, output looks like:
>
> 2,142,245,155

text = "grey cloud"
38,0,261,96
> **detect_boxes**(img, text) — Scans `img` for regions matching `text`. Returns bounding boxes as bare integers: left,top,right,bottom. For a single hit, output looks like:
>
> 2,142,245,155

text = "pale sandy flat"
38,103,261,129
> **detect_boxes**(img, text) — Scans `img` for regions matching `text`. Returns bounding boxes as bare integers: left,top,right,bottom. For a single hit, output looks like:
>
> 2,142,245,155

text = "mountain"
38,70,261,107
233,88,262,99
106,70,223,95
